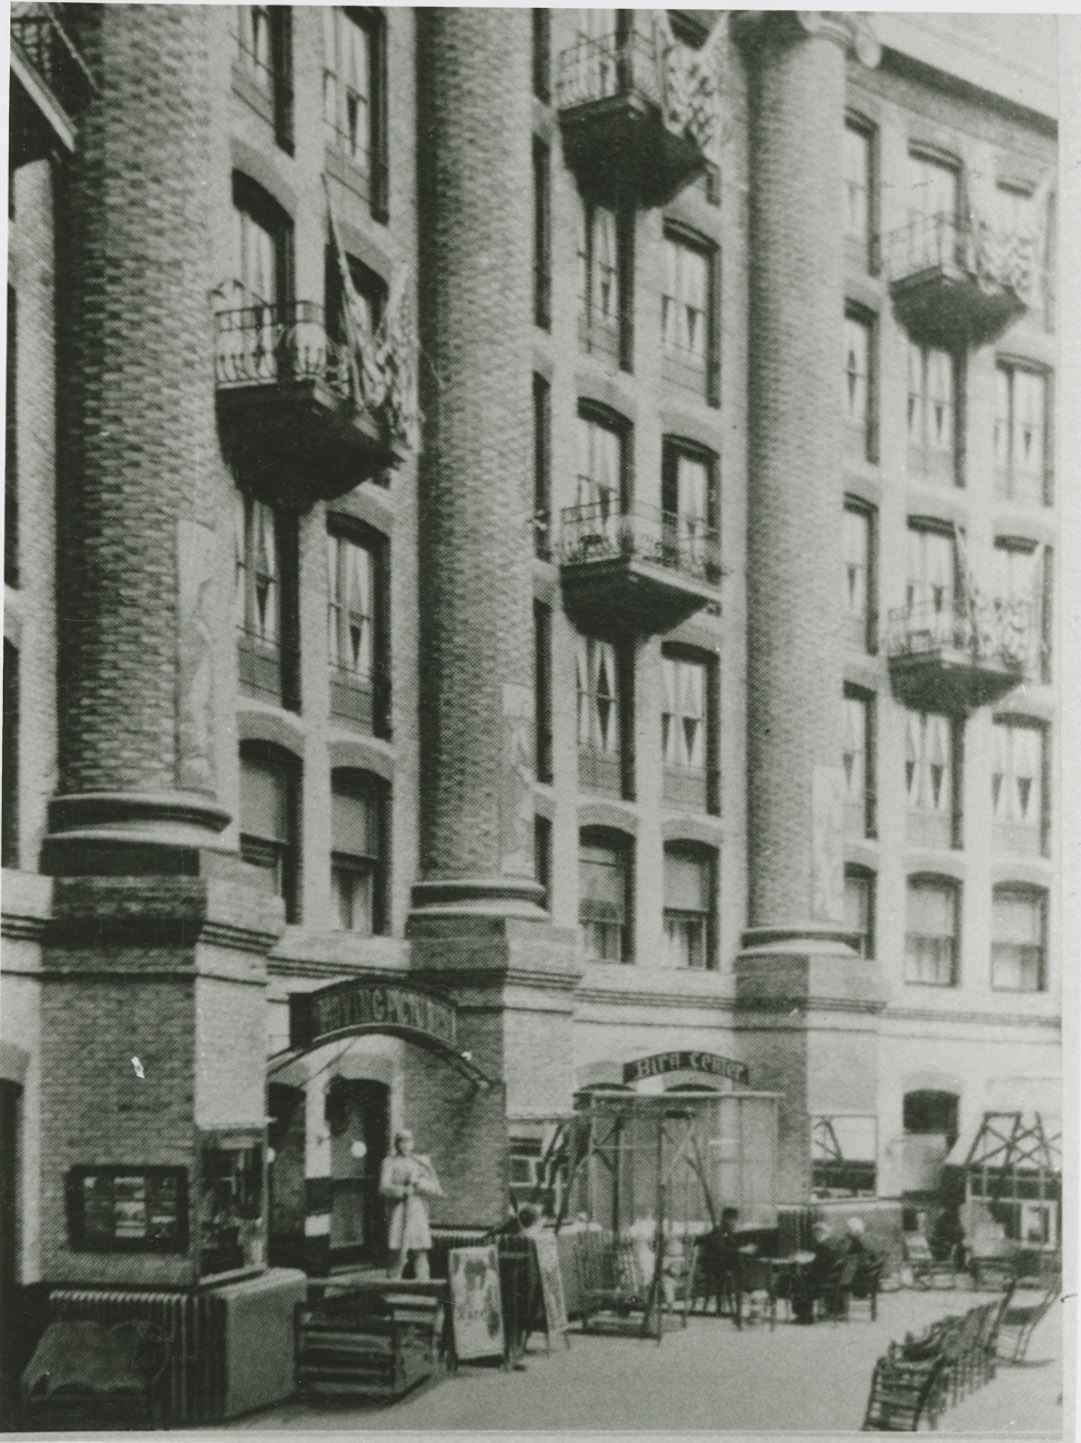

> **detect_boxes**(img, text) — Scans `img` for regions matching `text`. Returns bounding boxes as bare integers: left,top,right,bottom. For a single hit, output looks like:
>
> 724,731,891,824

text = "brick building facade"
3,5,1060,1419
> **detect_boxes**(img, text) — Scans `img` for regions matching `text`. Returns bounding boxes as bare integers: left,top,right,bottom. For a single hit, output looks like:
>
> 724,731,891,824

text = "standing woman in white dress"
380,1129,443,1280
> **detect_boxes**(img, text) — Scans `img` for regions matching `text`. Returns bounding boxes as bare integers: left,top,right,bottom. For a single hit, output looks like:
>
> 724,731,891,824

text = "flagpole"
322,174,364,405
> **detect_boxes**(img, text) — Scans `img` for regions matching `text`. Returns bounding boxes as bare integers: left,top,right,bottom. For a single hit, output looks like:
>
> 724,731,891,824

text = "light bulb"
350,1140,368,1160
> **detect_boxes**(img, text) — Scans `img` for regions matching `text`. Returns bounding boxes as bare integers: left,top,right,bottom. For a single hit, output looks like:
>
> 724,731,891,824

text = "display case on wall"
65,1166,189,1252
197,1128,266,1279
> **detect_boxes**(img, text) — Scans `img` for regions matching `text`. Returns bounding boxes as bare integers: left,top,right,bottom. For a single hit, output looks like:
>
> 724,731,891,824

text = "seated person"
840,1216,882,1297
792,1221,843,1323
929,1205,967,1267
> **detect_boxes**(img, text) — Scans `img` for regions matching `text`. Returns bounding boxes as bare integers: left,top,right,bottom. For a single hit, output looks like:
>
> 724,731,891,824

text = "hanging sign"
623,1051,749,1086
289,981,457,1052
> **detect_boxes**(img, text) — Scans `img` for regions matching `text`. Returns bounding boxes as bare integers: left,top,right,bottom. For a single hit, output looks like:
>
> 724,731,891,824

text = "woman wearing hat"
380,1129,443,1280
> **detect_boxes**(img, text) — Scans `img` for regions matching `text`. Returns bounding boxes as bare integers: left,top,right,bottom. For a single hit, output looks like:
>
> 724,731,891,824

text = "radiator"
48,1288,222,1425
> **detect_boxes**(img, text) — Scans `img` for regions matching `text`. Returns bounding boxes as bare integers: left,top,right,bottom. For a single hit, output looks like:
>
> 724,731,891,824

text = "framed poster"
447,1245,504,1362
532,1232,570,1347
65,1166,188,1252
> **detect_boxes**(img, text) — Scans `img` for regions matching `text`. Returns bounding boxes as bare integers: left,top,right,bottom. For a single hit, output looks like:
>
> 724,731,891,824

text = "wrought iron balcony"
10,3,95,162
214,300,403,504
884,213,1037,348
885,596,1035,712
559,501,722,634
556,31,710,207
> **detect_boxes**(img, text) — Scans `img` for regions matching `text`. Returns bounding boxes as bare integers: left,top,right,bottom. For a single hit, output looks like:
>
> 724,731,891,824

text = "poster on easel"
448,1245,505,1362
532,1232,570,1348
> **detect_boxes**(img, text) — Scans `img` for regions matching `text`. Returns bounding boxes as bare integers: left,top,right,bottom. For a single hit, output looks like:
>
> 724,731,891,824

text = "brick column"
733,14,885,1201
46,4,228,871
412,8,543,918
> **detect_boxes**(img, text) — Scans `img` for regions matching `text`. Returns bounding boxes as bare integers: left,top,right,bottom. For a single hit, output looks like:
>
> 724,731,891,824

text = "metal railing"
11,4,95,116
214,301,357,402
885,596,1037,673
557,30,666,112
560,501,722,587
884,212,1044,305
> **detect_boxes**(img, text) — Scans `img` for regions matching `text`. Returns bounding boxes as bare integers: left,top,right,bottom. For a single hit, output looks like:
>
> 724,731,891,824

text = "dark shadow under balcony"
885,214,1034,348
885,598,1032,712
559,502,722,635
215,301,403,506
557,32,708,208
10,4,95,163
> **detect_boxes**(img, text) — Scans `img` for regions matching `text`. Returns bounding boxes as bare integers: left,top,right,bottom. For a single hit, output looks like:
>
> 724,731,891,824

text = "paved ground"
227,1281,1067,1437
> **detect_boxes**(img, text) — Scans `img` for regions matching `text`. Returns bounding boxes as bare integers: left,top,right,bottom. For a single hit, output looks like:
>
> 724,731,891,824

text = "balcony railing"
884,213,1039,346
558,31,666,111
215,300,353,396
886,596,1036,710
11,4,95,120
560,502,722,587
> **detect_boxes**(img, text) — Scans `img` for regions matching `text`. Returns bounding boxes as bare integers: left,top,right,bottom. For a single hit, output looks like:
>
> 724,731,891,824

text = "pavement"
226,1281,1069,1438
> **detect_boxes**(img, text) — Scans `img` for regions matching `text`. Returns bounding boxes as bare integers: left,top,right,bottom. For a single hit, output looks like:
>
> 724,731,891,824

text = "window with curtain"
326,527,385,732
905,710,957,848
907,343,958,482
576,635,624,795
843,689,875,838
233,176,288,307
577,195,628,366
991,886,1046,992
330,772,385,934
662,231,715,400
575,412,623,542
843,308,875,459
904,876,958,987
906,524,956,640
322,8,386,213
843,121,874,266
663,845,715,970
842,502,874,652
573,7,621,100
240,745,299,922
995,363,1049,505
579,831,632,962
844,867,874,959
233,6,292,151
906,151,960,265
236,492,297,709
661,441,718,582
992,719,1044,854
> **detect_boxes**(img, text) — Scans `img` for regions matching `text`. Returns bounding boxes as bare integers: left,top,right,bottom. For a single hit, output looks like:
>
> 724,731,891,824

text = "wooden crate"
296,1290,442,1403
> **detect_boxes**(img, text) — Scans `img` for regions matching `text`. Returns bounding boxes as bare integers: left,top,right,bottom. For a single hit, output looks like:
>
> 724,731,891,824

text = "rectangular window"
327,528,387,734
843,688,875,839
844,868,874,960
994,540,1047,683
995,363,1050,505
577,196,631,369
579,835,631,962
534,601,553,784
575,412,624,544
991,887,1046,992
576,635,629,797
533,374,551,558
907,343,960,484
236,493,299,710
662,230,717,403
234,5,293,151
240,748,299,922
331,775,384,935
842,502,875,653
2,641,18,867
532,8,551,102
905,711,959,849
992,720,1045,857
843,308,876,460
661,441,721,585
533,138,551,330
322,7,387,218
535,815,552,912
663,847,715,970
905,524,957,644
906,151,960,266
843,121,874,270
905,878,958,987
661,651,718,813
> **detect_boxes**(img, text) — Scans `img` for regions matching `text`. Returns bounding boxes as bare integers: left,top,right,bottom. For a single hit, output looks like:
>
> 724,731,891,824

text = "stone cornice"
882,1006,1060,1030
732,11,881,68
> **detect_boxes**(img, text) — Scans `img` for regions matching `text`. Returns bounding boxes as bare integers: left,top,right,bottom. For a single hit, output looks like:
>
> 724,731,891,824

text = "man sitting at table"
792,1221,844,1323
840,1216,882,1298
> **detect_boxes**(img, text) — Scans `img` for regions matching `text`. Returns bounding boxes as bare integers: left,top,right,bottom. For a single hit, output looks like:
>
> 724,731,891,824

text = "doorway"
325,1078,389,1266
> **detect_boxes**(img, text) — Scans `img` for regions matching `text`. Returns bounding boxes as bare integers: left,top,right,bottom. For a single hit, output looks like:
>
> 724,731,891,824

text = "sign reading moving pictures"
448,1245,504,1363
623,1051,750,1086
289,980,457,1053
66,1166,189,1253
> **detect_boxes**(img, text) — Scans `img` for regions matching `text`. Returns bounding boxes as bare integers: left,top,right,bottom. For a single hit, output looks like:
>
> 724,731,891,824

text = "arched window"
991,884,1047,993
239,741,300,922
663,842,716,970
330,769,387,935
579,827,633,963
905,875,959,987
